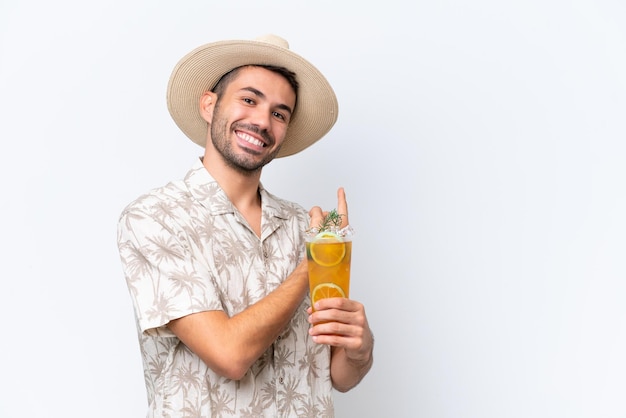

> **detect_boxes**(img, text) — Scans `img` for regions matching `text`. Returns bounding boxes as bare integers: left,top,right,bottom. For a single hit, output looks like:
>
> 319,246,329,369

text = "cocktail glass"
305,225,354,310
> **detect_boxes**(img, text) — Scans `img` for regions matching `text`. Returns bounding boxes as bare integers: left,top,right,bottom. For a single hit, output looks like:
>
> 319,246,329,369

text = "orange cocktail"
305,227,353,309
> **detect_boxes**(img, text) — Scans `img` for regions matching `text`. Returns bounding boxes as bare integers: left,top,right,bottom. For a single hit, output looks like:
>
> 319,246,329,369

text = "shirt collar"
184,157,289,221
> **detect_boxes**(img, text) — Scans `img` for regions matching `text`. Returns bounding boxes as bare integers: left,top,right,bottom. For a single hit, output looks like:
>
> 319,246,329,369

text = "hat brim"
166,38,338,158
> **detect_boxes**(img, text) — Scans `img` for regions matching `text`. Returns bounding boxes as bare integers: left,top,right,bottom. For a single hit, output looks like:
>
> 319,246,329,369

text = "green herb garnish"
317,209,344,232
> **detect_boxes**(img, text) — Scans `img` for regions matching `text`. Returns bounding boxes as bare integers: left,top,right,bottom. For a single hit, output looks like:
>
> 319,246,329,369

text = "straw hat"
166,34,339,158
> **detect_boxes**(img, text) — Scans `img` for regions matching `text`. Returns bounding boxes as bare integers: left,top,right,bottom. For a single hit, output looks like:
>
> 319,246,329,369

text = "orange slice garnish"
309,232,346,267
311,282,346,305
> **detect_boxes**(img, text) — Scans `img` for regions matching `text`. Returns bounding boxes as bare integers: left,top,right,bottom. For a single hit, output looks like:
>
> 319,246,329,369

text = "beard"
209,103,283,175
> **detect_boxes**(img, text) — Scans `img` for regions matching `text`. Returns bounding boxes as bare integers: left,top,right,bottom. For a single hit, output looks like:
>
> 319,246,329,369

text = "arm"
167,260,309,381
119,202,310,381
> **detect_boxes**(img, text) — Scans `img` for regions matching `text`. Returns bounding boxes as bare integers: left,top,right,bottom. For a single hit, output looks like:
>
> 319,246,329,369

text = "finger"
310,333,357,348
337,187,349,227
312,295,353,312
309,206,324,229
310,321,355,338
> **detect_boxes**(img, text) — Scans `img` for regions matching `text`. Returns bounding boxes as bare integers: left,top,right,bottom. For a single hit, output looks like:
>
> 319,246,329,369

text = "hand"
307,187,373,390
309,187,349,229
307,297,373,364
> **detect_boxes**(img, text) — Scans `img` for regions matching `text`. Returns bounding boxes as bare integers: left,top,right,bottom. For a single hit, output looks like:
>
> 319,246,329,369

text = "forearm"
168,261,309,379
228,261,310,360
330,341,374,392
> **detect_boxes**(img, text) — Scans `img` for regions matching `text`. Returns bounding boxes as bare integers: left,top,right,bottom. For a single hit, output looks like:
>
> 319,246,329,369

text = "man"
117,34,373,417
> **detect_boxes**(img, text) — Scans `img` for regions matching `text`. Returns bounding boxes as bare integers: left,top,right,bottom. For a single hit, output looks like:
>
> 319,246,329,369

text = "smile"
236,130,266,148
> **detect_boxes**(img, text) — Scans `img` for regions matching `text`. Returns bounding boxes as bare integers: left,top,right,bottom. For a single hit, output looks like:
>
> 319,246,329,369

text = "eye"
272,111,286,121
243,97,255,105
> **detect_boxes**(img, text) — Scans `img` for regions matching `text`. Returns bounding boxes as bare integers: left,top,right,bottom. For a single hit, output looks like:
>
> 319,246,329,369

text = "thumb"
309,206,324,229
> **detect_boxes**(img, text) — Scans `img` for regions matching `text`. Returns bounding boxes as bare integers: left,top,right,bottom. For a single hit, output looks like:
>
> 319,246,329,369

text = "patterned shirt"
117,159,334,417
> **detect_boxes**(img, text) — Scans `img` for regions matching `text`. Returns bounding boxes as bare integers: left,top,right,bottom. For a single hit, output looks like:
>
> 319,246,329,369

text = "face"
207,66,296,174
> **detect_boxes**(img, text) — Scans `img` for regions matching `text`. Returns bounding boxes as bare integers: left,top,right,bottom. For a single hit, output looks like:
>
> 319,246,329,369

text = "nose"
248,105,272,131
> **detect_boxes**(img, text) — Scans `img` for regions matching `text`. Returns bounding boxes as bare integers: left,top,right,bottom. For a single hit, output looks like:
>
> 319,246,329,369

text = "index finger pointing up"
337,187,349,228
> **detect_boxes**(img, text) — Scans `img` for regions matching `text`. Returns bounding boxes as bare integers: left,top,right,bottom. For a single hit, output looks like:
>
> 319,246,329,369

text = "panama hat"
166,34,339,158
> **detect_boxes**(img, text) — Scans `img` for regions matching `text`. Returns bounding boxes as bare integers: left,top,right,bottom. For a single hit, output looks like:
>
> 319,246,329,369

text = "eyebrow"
240,86,293,115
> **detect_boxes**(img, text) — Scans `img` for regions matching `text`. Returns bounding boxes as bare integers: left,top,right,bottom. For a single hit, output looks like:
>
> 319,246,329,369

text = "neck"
201,148,262,213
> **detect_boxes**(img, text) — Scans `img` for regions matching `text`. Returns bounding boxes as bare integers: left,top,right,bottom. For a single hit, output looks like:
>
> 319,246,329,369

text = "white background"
1,1,625,417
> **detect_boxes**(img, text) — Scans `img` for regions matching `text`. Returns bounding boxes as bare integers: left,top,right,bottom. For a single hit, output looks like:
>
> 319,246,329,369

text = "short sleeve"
117,207,223,336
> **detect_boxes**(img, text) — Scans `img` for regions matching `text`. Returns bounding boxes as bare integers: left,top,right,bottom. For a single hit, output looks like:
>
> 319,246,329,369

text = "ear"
199,91,217,123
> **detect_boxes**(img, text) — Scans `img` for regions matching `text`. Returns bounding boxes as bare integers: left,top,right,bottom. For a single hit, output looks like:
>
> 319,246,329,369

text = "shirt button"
277,335,282,340
279,377,284,384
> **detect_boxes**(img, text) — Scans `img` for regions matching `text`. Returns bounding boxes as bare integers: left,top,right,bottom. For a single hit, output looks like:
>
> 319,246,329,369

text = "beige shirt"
117,159,333,417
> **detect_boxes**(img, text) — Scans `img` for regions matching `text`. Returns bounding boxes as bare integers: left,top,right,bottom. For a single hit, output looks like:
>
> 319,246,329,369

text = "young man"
117,34,373,417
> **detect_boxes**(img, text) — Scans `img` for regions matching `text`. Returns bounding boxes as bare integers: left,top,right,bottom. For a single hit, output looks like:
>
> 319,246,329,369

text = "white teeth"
239,132,265,147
